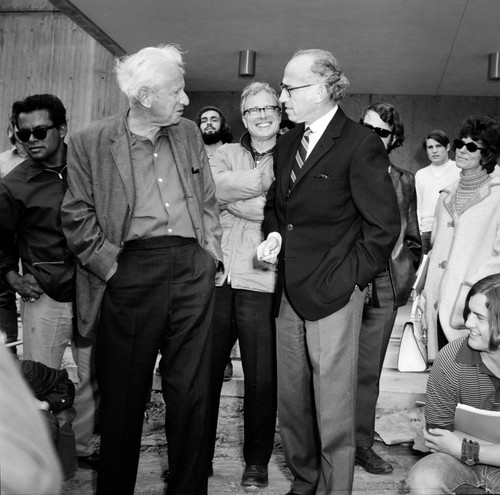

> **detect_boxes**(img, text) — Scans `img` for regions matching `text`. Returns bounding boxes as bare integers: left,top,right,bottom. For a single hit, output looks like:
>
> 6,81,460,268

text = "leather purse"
397,295,428,372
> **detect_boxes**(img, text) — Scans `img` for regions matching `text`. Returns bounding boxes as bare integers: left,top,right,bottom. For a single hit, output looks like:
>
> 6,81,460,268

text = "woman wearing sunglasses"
355,103,422,474
421,116,500,361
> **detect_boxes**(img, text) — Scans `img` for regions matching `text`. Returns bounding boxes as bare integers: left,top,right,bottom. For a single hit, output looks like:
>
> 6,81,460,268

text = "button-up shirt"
125,126,196,241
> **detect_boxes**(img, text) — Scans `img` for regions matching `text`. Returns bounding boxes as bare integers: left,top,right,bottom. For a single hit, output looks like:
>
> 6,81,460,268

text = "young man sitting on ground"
406,273,500,494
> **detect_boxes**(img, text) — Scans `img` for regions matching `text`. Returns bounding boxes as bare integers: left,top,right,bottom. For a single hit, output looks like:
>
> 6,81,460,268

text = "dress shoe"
241,464,268,488
162,464,213,482
223,360,233,382
355,446,393,474
77,452,99,470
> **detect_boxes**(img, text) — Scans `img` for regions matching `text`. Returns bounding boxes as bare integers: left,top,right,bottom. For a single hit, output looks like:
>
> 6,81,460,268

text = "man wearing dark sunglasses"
0,93,99,473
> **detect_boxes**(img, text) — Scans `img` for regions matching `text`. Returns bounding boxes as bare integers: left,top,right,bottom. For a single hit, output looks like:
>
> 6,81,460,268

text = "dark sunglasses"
453,139,485,153
16,125,57,143
359,120,393,138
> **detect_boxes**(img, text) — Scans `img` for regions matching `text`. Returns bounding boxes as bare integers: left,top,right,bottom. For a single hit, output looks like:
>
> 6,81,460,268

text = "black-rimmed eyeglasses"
359,120,393,139
16,125,57,143
453,139,485,153
243,106,280,118
279,82,316,98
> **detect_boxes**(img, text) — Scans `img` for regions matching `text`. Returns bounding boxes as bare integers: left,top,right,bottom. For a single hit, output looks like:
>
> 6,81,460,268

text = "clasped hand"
424,428,462,459
256,236,281,264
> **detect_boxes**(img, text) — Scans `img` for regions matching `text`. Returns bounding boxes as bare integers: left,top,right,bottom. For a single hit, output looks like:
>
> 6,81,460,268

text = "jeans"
71,332,99,456
406,452,500,494
208,283,276,466
21,292,97,456
20,292,73,367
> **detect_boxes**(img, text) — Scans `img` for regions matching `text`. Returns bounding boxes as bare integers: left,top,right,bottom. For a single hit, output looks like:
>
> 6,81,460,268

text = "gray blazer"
62,113,222,336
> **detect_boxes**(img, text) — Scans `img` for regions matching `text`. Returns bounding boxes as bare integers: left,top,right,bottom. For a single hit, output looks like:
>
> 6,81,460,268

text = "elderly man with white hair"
61,44,223,495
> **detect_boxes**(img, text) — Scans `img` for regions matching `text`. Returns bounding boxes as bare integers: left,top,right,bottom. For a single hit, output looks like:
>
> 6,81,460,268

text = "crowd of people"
0,43,499,495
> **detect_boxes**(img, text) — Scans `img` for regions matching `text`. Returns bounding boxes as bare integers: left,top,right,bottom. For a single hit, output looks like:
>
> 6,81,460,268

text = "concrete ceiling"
50,0,500,97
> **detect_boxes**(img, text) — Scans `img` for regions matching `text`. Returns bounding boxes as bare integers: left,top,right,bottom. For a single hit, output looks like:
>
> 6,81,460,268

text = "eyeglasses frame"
453,138,485,154
16,125,58,143
359,120,394,139
279,82,317,98
242,105,281,118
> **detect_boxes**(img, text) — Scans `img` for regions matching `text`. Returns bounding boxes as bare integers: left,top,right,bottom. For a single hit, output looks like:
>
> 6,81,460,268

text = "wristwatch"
461,438,480,466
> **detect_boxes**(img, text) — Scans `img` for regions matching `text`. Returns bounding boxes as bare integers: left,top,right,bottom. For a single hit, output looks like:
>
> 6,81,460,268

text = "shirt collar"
25,152,67,182
25,159,46,181
457,337,500,402
125,110,169,145
456,337,483,366
430,158,454,169
307,105,338,136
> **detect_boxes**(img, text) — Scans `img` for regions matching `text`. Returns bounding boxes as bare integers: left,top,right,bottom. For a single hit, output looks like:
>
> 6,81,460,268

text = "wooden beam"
46,0,127,57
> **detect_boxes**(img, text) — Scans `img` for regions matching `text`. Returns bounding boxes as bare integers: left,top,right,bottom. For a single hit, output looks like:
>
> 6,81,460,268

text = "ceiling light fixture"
488,52,500,80
239,50,256,78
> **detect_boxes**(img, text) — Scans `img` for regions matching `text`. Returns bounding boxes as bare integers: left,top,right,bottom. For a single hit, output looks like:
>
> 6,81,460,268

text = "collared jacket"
210,132,276,293
386,164,422,308
423,174,500,360
62,114,223,336
0,156,75,301
264,108,400,320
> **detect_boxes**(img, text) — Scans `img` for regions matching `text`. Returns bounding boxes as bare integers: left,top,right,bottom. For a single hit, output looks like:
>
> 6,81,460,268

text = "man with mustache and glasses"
0,93,99,475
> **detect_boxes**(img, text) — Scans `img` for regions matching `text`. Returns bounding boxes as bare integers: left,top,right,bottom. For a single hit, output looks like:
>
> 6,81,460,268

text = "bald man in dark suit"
258,49,400,494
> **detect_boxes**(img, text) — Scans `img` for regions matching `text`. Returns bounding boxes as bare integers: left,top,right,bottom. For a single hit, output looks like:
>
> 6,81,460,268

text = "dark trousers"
0,287,18,351
356,270,397,447
208,283,276,467
95,238,216,495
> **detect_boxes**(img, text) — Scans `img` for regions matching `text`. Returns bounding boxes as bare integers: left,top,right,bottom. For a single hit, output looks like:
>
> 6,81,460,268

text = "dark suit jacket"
264,107,400,321
61,113,223,336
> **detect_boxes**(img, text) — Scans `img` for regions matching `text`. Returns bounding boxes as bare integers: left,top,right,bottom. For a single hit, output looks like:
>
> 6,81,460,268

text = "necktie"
290,127,311,188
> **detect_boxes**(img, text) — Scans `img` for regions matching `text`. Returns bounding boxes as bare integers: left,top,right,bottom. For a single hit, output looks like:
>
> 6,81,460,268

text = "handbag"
397,295,428,372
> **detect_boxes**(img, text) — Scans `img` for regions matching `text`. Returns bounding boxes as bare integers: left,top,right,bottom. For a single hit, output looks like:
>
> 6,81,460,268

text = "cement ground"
62,392,424,495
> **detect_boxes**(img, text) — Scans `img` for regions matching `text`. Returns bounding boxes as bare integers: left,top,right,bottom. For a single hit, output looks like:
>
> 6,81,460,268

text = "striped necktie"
290,127,311,188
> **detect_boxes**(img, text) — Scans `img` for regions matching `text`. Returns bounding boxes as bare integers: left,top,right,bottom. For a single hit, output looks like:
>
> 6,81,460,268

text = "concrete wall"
1,1,499,173
184,92,500,173
0,0,128,151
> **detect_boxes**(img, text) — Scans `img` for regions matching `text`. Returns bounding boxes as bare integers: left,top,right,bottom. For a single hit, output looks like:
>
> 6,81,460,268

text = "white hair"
115,44,185,104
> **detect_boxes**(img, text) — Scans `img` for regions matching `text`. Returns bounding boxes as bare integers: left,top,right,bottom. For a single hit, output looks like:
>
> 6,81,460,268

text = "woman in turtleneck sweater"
422,116,500,360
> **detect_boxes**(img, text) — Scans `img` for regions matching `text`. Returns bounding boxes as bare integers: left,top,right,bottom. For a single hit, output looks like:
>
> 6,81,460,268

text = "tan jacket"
210,133,276,293
423,174,500,359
